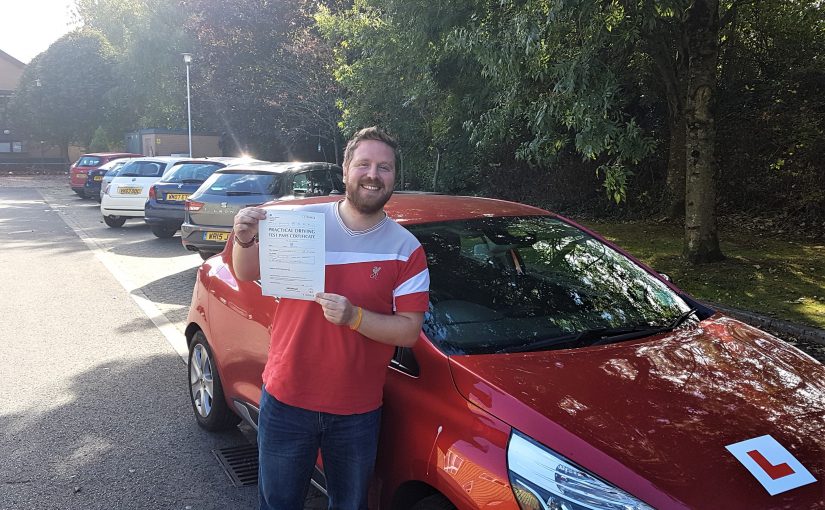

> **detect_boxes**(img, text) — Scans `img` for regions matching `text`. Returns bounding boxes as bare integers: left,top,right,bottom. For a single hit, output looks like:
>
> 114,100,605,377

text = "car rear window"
118,161,165,178
163,163,225,184
200,172,282,196
77,156,102,167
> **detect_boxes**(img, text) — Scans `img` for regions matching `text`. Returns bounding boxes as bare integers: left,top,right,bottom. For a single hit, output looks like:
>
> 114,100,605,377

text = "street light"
35,79,43,170
182,53,193,157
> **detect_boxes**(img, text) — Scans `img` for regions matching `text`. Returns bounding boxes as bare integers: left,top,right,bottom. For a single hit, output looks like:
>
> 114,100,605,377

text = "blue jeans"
258,388,381,510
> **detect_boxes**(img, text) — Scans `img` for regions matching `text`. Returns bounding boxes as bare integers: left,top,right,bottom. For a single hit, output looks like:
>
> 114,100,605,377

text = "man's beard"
346,179,393,215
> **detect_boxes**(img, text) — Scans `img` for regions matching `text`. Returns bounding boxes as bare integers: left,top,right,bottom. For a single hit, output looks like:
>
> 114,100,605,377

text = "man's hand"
233,207,267,244
315,292,357,327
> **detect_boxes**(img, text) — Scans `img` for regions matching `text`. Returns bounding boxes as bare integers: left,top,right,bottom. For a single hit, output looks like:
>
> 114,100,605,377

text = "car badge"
371,266,381,279
726,435,816,495
221,202,228,208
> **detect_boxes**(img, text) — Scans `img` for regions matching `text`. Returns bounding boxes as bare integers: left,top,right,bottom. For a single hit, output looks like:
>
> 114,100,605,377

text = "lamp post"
182,53,193,157
35,79,43,170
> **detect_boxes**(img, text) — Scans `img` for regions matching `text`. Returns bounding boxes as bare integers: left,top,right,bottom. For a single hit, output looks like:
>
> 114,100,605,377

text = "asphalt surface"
0,176,326,510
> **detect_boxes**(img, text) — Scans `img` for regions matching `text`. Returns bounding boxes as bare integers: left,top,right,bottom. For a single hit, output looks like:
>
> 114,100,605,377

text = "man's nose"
365,163,380,178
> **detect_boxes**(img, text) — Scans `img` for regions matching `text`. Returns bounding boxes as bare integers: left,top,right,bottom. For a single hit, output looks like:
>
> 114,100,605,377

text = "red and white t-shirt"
262,201,430,414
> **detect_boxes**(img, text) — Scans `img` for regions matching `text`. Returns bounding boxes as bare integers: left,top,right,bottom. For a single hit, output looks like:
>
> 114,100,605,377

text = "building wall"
0,51,24,91
140,133,221,157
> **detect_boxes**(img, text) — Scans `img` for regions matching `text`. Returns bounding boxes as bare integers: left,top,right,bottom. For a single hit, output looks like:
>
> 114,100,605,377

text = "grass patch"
580,220,825,330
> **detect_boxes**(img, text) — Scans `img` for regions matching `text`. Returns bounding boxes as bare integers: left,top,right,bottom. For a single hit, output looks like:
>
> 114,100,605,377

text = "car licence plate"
204,231,230,241
118,186,142,195
165,193,190,201
94,175,103,181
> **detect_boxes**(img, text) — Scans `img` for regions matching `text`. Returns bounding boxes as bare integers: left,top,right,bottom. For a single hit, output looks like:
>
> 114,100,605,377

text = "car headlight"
507,431,654,510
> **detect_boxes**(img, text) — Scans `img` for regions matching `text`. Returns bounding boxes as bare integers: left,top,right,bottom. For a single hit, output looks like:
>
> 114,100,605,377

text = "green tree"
317,0,492,192
73,0,194,134
185,0,342,161
8,30,116,161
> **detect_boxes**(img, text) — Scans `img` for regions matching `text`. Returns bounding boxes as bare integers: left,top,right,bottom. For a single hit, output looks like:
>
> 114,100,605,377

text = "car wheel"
188,331,240,431
103,215,127,228
199,251,217,261
151,225,177,238
411,494,456,510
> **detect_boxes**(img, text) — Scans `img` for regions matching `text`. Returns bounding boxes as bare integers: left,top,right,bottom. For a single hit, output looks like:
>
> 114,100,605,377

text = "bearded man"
231,126,430,510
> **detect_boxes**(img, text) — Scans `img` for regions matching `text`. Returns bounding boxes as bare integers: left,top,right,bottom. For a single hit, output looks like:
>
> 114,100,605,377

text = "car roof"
170,156,263,166
80,152,142,157
265,193,550,225
125,156,191,164
215,161,341,174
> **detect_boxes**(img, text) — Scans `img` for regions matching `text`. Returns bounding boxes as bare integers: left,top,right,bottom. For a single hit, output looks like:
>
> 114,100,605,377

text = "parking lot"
0,175,325,510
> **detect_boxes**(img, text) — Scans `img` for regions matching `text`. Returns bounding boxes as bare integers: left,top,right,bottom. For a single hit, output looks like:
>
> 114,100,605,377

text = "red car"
69,152,141,197
185,194,825,509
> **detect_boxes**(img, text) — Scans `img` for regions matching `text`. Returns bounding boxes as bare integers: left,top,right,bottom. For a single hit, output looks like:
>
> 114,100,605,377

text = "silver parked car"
180,162,344,259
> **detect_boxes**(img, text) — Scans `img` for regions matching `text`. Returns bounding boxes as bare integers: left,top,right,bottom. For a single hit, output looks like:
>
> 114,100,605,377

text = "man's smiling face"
344,139,396,215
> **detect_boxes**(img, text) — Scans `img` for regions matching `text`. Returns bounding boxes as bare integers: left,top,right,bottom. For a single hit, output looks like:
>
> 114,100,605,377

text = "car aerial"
69,152,142,198
100,156,190,228
185,194,825,510
83,158,132,203
144,157,258,238
180,161,343,259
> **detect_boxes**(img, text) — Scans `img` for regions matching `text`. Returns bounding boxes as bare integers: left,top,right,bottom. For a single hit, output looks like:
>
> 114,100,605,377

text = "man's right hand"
233,207,267,244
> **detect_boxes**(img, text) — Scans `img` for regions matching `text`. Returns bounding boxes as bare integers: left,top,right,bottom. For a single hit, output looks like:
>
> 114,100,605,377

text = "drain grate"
213,444,259,487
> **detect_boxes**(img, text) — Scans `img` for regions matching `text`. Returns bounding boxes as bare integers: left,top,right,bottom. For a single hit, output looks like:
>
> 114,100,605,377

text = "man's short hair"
343,127,399,170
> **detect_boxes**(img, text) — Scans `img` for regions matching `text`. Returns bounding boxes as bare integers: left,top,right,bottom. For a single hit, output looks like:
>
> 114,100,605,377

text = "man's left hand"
315,293,357,327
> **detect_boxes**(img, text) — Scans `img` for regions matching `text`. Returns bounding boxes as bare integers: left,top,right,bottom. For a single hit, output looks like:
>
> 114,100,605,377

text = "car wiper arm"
225,191,255,196
497,325,664,354
668,307,698,330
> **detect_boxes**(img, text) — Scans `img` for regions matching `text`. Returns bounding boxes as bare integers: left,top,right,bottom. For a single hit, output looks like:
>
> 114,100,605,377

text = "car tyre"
188,331,240,432
411,494,456,510
199,251,217,261
151,225,177,238
103,215,127,228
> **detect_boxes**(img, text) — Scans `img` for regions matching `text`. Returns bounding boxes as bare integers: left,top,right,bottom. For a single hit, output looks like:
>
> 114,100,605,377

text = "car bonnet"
447,315,825,509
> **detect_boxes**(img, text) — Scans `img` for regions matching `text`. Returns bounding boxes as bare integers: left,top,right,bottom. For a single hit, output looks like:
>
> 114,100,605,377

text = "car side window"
292,170,336,197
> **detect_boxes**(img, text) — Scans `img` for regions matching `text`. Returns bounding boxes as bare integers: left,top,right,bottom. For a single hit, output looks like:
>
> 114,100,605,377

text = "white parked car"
100,156,190,228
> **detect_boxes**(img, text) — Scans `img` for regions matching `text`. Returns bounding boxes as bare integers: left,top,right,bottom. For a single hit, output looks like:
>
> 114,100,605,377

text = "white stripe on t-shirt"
393,268,430,298
326,251,411,265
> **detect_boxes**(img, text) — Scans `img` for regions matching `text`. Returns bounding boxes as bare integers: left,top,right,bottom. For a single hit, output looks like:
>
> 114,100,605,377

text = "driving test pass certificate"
258,209,325,300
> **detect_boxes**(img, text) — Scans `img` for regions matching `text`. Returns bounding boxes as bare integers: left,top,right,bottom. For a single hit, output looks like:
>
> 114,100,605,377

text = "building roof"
0,49,26,69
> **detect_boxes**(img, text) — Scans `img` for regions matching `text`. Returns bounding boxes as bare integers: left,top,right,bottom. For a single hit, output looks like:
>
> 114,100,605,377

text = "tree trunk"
60,140,70,165
432,148,441,191
684,0,725,263
665,113,687,218
645,29,688,219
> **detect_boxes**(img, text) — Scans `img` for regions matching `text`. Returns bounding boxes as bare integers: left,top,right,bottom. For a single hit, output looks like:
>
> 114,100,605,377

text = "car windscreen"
76,156,102,167
162,162,225,184
199,171,281,196
410,216,693,355
118,161,165,178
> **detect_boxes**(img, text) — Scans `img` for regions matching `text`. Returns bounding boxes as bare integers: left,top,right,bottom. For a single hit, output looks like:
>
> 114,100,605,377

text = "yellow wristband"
349,306,363,331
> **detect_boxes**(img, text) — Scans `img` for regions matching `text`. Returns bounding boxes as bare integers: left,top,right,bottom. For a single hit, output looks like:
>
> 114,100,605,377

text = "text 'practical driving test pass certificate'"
258,209,325,300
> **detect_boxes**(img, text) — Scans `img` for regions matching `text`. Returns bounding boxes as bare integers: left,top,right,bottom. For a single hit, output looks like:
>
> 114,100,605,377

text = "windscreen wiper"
496,307,701,354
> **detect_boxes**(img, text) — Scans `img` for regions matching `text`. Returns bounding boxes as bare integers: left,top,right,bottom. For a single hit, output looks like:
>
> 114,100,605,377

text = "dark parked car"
144,157,256,238
69,152,141,197
83,158,132,203
180,162,343,259
185,194,825,510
